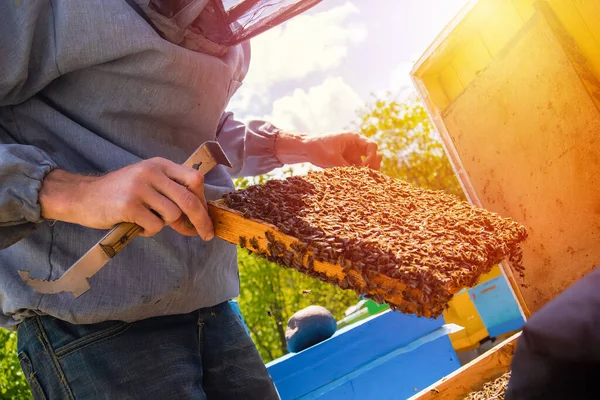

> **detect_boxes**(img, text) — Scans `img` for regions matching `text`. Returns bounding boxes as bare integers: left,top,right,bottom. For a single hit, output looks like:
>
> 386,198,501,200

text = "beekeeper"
0,1,381,398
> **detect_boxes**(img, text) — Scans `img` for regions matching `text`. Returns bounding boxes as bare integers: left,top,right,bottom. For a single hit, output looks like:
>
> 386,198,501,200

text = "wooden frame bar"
208,200,457,317
410,332,520,399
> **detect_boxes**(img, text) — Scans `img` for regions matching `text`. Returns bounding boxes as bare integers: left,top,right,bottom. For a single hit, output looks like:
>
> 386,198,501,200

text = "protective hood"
134,0,322,56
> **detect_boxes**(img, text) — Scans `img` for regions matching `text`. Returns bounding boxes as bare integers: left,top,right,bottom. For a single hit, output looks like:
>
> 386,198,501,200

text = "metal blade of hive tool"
18,141,232,298
18,223,140,298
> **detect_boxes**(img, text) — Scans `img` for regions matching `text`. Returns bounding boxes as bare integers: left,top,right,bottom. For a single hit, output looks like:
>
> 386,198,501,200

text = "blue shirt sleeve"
216,112,284,178
0,145,57,226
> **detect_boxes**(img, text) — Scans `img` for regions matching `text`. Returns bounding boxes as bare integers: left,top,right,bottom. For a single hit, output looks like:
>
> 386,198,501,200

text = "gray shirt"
0,0,283,328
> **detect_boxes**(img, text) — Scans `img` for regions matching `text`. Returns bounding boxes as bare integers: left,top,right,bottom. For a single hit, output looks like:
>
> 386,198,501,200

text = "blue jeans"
17,302,280,399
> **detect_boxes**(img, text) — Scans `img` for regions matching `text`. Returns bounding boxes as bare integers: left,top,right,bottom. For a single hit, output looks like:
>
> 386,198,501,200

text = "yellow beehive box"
412,0,600,317
443,288,488,352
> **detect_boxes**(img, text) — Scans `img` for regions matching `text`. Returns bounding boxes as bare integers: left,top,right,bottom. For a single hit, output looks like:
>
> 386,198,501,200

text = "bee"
265,230,276,243
238,236,247,249
266,309,273,318
301,289,312,295
249,237,260,250
307,256,315,270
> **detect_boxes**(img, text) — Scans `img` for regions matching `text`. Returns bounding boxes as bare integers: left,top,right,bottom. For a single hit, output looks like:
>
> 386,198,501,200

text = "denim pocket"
52,320,132,359
18,351,47,400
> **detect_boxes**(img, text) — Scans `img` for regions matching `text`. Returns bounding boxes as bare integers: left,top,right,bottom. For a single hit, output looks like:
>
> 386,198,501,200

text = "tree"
357,93,465,199
0,328,32,400
236,247,359,362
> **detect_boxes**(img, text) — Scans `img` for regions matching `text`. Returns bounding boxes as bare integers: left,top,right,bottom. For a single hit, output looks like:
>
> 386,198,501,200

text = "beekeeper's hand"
275,131,382,170
38,158,213,239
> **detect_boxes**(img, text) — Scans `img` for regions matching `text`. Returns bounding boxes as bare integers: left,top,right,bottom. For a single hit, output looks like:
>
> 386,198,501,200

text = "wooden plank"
207,200,456,317
410,332,520,400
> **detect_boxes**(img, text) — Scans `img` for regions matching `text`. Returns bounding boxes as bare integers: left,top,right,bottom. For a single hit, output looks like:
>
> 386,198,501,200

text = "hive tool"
18,141,232,298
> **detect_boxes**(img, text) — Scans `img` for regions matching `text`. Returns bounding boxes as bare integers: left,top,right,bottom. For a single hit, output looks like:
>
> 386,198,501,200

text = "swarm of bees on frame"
225,167,527,318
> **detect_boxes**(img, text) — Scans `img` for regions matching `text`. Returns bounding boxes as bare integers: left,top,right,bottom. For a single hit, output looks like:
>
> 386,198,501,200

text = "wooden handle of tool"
98,222,143,258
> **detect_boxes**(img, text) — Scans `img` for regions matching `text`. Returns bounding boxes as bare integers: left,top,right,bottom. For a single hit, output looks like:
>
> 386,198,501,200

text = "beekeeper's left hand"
275,131,382,170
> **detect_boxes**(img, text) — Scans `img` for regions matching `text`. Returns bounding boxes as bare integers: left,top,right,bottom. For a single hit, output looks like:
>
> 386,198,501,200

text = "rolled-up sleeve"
0,145,57,226
0,1,60,247
216,112,284,178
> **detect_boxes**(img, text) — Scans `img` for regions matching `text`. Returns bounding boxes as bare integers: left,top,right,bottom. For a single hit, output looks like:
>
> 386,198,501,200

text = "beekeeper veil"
135,0,322,56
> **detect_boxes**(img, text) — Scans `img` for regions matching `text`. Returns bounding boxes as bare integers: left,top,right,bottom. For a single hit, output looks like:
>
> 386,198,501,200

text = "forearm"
36,158,214,239
39,169,97,224
274,131,308,165
216,113,381,177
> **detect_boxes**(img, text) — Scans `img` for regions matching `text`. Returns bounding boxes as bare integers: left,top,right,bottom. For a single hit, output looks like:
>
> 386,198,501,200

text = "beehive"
412,0,600,317
410,0,600,398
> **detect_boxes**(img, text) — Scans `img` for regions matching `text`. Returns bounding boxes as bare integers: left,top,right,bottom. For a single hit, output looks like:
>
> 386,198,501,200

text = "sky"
228,0,470,134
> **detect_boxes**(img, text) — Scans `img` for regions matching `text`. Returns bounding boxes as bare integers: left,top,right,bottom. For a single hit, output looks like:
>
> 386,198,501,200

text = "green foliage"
0,328,32,400
237,248,359,362
357,93,465,198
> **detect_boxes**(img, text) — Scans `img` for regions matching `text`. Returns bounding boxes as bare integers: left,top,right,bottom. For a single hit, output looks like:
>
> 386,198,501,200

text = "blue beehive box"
267,310,460,399
467,274,524,338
